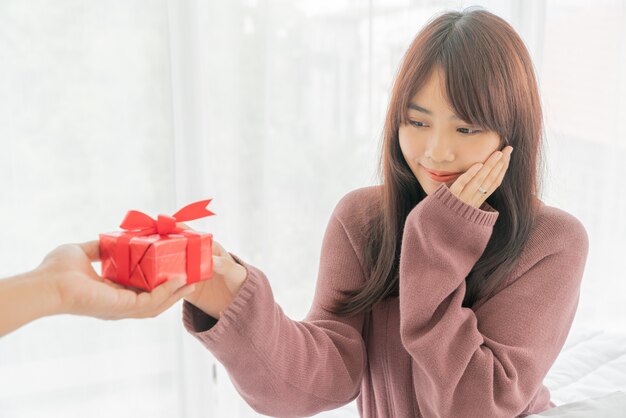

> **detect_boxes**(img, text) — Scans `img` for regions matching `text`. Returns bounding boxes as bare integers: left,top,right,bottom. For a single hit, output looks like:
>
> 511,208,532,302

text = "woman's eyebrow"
408,102,461,120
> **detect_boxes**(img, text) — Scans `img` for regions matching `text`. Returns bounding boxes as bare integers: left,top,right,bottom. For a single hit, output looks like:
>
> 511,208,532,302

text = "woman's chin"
418,176,452,195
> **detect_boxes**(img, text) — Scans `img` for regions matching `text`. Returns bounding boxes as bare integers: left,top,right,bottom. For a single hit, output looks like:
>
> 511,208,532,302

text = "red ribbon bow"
120,199,215,234
115,199,215,285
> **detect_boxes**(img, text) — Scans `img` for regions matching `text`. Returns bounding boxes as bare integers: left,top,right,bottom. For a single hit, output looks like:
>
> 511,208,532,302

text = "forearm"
397,185,587,417
0,269,62,337
183,261,365,416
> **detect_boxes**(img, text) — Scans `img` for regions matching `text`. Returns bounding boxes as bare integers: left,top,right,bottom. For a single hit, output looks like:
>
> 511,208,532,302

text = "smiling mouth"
421,165,461,176
422,166,461,181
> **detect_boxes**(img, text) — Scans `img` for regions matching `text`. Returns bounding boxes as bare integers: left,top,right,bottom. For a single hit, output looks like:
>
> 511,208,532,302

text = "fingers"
95,274,193,319
212,255,238,275
449,146,513,208
211,239,227,256
129,275,192,318
134,275,185,309
500,146,514,173
212,254,248,292
149,282,197,317
103,278,125,290
467,150,504,193
450,163,483,195
78,241,101,262
481,147,513,196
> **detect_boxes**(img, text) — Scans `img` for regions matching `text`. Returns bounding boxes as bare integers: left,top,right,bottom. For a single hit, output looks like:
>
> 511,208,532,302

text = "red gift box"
99,199,215,291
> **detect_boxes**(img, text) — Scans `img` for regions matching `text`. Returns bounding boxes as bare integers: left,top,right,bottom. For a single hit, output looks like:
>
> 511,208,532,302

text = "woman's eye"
457,127,482,135
409,121,481,135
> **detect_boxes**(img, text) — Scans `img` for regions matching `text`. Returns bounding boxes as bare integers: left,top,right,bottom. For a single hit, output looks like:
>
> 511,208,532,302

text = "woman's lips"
422,166,461,182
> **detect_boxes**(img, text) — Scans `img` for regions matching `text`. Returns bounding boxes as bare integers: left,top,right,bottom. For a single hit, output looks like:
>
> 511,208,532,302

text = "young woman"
182,8,589,417
0,241,195,337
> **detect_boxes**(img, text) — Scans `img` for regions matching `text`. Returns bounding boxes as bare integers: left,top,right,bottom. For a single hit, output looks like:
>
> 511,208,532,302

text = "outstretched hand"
38,241,197,319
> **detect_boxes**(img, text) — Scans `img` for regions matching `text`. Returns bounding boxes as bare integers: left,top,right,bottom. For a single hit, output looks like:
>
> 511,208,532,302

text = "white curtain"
1,1,623,417
0,0,187,417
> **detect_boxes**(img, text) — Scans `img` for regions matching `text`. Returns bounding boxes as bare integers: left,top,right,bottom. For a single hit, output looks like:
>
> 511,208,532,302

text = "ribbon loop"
120,210,156,231
157,214,177,235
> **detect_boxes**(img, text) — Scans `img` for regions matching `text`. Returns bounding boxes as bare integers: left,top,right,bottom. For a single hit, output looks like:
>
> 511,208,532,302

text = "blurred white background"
0,0,624,417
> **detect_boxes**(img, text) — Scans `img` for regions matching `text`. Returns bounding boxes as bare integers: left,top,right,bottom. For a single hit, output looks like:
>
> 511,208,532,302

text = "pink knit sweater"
182,183,589,418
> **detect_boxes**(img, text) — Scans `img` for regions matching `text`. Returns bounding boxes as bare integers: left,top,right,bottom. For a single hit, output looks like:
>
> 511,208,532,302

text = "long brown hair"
330,7,545,315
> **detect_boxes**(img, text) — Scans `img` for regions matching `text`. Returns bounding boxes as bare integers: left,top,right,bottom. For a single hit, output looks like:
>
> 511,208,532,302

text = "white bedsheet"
527,391,626,417
545,327,626,406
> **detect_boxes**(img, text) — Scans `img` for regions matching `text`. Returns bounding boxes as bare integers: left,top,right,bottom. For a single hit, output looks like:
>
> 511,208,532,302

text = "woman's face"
398,67,502,195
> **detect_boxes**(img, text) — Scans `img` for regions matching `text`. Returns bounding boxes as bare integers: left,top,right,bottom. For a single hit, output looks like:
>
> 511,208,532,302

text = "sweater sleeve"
181,198,367,417
399,183,589,418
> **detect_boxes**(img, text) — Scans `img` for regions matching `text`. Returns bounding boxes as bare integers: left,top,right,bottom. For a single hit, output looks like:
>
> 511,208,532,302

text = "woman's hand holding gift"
177,223,248,320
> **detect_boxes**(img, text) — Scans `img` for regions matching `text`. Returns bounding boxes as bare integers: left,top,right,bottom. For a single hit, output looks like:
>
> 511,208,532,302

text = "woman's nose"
425,132,454,162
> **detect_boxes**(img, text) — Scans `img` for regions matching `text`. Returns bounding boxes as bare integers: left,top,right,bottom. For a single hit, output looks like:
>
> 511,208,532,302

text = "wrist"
7,268,64,324
29,266,65,317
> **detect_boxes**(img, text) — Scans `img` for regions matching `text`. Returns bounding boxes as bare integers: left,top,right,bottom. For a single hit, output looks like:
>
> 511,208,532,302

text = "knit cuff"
432,183,499,226
182,252,258,338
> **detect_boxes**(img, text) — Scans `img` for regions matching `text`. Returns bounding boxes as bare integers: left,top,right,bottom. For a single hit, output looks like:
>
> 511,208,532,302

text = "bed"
528,326,626,417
